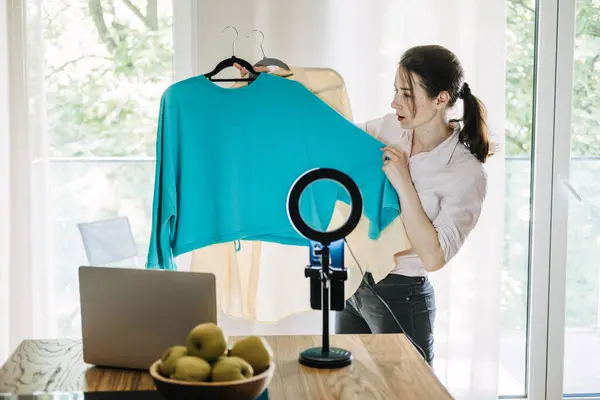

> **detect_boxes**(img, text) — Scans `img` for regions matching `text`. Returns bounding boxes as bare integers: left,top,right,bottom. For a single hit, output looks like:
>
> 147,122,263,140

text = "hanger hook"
248,29,266,59
222,25,239,56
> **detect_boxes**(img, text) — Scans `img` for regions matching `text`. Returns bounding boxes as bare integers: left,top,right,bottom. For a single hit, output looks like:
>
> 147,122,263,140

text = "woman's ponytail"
457,83,491,163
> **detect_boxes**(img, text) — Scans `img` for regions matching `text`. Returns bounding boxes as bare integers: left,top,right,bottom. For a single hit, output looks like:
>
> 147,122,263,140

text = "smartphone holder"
286,168,363,369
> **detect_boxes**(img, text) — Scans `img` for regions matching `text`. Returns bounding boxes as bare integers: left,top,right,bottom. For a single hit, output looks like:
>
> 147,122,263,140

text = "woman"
236,44,490,365
339,45,489,366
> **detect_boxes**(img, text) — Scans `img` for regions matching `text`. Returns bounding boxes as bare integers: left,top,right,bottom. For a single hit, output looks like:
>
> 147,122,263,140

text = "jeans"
334,272,436,365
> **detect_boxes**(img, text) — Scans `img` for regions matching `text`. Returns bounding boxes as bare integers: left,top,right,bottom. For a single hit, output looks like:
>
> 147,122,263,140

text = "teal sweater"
147,73,400,270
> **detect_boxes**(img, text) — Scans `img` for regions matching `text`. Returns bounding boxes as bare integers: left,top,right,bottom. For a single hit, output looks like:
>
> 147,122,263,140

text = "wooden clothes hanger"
204,26,259,82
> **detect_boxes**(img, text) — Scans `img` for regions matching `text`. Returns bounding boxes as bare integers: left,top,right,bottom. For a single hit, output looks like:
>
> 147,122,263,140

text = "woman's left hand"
381,146,411,186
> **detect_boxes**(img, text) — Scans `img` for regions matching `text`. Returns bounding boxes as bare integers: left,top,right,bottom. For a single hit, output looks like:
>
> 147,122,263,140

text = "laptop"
78,266,217,370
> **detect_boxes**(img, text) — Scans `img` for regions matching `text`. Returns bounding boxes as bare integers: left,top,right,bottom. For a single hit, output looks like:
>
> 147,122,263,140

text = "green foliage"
504,0,600,158
572,0,600,156
43,0,173,157
505,0,536,156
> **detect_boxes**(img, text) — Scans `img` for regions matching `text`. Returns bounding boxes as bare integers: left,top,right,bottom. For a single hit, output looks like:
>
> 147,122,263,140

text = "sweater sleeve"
292,83,401,239
146,89,178,270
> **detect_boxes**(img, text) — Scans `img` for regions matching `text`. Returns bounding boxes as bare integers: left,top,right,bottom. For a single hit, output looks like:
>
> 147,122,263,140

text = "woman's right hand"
228,63,270,88
233,63,270,77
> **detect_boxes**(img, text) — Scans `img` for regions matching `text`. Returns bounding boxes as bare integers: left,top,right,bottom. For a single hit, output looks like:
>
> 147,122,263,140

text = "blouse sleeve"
432,168,488,263
355,115,387,139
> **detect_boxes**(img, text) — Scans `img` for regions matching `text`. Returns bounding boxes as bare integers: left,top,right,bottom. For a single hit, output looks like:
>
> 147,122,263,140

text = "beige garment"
190,66,411,322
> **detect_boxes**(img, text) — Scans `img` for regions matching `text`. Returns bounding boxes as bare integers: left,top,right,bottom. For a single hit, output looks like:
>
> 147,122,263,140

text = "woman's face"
391,68,440,130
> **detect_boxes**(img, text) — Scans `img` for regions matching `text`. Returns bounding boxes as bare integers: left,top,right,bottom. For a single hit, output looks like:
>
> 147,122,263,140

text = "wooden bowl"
149,359,274,400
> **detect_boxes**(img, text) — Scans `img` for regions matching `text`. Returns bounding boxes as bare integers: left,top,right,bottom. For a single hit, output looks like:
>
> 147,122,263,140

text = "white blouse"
360,113,488,276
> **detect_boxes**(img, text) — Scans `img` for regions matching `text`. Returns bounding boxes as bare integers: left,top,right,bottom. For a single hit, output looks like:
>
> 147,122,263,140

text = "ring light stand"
287,168,363,369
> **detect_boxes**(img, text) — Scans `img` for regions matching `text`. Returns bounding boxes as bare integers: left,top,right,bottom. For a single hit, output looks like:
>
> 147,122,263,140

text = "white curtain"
185,1,506,399
1,0,36,365
1,0,52,365
0,0,10,365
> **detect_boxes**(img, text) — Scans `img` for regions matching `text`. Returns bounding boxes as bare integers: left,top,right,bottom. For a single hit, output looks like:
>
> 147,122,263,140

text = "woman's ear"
434,91,450,109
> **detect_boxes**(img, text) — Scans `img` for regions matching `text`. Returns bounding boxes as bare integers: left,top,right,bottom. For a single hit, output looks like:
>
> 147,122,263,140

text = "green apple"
171,356,211,382
186,322,228,362
230,336,273,374
210,356,254,382
158,345,188,377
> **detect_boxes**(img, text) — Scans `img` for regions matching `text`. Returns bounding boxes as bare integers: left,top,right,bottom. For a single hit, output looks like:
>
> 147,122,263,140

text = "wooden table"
0,335,453,400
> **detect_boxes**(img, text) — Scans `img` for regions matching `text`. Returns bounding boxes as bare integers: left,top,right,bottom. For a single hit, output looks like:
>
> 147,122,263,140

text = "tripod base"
298,347,352,369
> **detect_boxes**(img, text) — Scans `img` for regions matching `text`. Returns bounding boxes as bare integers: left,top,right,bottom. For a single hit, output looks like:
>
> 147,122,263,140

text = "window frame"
527,0,577,399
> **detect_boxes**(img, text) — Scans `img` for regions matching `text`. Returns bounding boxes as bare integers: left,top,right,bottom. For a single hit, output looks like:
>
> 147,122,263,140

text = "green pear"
230,336,273,374
212,354,228,365
186,322,228,362
158,345,188,377
170,356,211,382
210,356,254,382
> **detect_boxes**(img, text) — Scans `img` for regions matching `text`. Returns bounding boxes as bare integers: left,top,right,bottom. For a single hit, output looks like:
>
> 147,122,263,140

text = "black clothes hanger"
248,29,293,77
204,26,259,82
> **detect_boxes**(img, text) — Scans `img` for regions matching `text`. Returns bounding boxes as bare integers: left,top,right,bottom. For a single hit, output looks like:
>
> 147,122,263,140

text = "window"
31,0,174,337
502,0,600,397
563,0,600,395
500,0,536,396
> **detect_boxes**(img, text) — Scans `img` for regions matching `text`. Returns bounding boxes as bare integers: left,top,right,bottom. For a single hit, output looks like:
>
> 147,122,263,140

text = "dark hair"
399,45,491,163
